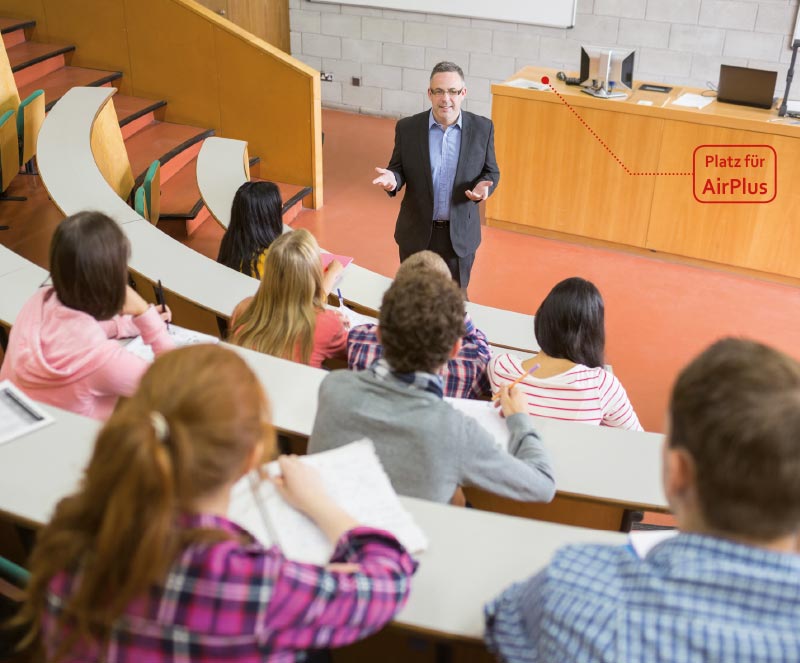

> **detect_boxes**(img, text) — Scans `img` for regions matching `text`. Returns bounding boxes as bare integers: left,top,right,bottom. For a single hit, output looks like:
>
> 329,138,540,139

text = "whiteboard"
313,0,577,28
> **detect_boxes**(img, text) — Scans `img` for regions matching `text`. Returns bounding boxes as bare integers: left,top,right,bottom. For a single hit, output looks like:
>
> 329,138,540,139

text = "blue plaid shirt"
347,313,491,399
485,533,800,663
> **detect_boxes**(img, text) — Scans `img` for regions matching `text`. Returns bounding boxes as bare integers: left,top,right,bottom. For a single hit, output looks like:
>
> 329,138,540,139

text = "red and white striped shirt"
488,353,643,431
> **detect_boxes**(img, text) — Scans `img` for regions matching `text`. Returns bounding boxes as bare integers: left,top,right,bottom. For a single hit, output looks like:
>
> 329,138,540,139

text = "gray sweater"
308,369,556,504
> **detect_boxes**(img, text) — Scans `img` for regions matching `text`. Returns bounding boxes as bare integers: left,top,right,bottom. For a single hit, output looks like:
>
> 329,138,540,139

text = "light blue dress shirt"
429,110,462,221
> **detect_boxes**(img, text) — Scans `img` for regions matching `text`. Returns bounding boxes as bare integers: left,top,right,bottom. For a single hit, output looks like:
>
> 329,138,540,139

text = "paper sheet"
340,306,378,329
123,325,219,362
0,380,54,446
320,252,354,270
670,93,713,109
629,529,678,558
229,439,428,564
445,397,508,451
504,78,551,91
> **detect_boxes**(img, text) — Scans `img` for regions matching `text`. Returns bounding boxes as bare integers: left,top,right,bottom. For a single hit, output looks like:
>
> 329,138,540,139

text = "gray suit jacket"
386,110,500,258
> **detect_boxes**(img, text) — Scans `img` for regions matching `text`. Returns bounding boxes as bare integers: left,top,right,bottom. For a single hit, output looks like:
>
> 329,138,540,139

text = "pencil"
491,363,540,401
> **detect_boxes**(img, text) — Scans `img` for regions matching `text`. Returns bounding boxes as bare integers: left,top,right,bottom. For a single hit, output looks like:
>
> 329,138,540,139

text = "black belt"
432,219,450,228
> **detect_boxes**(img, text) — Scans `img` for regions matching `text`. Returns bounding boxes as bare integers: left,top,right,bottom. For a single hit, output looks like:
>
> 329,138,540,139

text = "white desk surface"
0,402,626,642
228,344,666,510
36,87,143,226
398,495,625,640
125,219,257,317
0,248,49,326
197,136,537,352
0,403,99,527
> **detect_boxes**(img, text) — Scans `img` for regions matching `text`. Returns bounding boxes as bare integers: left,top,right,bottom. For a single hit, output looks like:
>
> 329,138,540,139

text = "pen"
337,288,344,309
491,363,540,402
156,279,170,331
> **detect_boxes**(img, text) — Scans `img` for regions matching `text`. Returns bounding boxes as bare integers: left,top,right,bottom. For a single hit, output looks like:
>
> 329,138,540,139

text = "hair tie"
149,411,170,443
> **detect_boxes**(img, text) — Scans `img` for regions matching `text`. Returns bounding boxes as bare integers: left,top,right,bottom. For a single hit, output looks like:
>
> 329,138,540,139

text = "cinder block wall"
289,0,800,117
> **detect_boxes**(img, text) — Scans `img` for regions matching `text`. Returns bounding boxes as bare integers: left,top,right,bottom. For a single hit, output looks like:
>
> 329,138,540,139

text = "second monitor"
580,47,635,99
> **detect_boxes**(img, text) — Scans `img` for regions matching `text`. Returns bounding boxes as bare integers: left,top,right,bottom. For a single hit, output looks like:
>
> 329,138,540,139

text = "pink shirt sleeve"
89,307,175,398
311,309,348,367
98,314,140,339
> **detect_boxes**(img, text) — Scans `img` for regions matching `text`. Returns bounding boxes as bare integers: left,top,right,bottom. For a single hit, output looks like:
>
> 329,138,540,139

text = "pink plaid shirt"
42,514,415,662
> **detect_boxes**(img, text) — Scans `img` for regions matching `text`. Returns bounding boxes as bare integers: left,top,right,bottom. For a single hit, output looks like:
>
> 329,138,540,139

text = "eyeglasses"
429,88,464,98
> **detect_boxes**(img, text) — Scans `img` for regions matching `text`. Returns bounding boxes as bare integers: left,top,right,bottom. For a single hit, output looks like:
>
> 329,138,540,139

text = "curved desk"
198,136,538,352
0,246,48,327
0,402,626,642
37,87,258,319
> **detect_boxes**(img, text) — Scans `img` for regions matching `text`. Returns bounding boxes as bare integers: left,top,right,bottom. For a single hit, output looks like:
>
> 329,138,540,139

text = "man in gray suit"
372,61,500,290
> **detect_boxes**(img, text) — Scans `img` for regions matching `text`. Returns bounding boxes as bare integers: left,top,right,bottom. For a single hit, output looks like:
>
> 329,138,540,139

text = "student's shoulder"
489,352,524,377
545,543,632,601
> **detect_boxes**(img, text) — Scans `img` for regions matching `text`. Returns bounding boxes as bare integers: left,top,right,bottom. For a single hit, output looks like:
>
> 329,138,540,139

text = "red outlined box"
693,145,777,204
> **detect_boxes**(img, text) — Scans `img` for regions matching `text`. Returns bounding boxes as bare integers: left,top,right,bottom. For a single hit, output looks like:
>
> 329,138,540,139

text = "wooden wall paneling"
90,96,134,200
195,0,229,16
646,122,800,278
462,488,629,532
0,36,21,115
40,0,132,95
214,26,323,206
229,0,290,52
488,93,662,247
123,0,222,130
0,0,48,35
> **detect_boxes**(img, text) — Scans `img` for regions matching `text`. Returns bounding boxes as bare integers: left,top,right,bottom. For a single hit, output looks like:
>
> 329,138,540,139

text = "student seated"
0,211,173,420
216,180,284,279
309,269,555,505
348,250,491,399
230,229,347,368
16,345,415,661
488,277,642,430
484,338,800,662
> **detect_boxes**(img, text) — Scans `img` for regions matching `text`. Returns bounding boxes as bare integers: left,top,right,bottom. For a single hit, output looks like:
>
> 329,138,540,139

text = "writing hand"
493,384,528,418
465,180,493,201
372,167,397,192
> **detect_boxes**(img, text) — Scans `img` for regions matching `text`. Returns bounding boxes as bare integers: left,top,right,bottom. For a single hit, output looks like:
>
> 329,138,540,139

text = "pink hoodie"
0,287,175,420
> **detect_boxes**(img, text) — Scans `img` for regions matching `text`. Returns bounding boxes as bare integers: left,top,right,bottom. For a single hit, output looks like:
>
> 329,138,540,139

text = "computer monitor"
579,46,635,99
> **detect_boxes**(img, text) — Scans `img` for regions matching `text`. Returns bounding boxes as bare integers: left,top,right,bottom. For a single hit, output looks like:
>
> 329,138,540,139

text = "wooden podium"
487,67,800,280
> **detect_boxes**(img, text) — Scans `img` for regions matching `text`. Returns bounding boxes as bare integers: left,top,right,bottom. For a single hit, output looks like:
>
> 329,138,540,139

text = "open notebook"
228,439,428,565
123,325,219,362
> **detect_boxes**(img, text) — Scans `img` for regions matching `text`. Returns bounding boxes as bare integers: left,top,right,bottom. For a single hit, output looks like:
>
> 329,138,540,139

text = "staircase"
1,16,309,234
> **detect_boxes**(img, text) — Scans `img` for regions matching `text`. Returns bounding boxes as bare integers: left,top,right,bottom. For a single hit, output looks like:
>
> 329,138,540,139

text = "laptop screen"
717,65,777,109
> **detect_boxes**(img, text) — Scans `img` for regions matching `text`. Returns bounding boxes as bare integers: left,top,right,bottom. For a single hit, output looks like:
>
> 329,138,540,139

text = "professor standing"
372,61,500,290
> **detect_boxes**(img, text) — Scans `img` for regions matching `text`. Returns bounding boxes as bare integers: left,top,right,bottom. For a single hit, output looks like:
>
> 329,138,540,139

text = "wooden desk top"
495,66,800,139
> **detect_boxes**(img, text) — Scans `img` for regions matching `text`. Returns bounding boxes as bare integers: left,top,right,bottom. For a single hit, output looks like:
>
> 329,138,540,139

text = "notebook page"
0,380,54,446
445,397,508,451
123,325,219,362
228,474,274,547
320,252,354,270
245,439,428,565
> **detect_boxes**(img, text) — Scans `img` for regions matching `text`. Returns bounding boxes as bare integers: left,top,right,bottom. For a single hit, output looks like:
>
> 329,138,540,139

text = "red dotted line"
546,84,691,177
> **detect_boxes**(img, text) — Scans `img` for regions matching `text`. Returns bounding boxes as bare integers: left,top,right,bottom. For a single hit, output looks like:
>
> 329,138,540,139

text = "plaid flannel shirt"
347,313,491,399
43,514,414,662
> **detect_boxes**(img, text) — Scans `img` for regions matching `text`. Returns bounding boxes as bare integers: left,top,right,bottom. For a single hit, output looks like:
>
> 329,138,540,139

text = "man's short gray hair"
430,61,465,82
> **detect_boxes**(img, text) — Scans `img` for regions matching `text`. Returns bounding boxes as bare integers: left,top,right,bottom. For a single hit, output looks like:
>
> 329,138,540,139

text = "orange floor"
292,110,800,434
4,108,800,435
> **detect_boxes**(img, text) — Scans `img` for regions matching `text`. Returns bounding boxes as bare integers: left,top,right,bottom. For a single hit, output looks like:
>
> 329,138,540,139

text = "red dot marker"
541,76,550,85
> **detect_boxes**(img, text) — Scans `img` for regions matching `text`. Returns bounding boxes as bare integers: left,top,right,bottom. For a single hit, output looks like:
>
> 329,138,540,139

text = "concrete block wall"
289,0,800,117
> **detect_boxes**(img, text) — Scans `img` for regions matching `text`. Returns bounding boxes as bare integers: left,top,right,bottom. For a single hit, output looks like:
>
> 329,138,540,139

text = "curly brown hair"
379,269,465,374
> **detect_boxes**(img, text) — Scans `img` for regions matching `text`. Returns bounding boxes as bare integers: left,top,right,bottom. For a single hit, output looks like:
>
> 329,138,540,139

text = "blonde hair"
17,345,274,659
231,229,325,364
396,250,450,280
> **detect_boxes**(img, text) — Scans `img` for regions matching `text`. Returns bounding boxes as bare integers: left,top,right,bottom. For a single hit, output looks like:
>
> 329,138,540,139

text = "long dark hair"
217,181,283,279
534,277,605,368
50,211,129,320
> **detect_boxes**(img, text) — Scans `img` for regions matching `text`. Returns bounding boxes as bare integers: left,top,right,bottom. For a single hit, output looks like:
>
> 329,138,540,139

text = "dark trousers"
399,225,475,290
